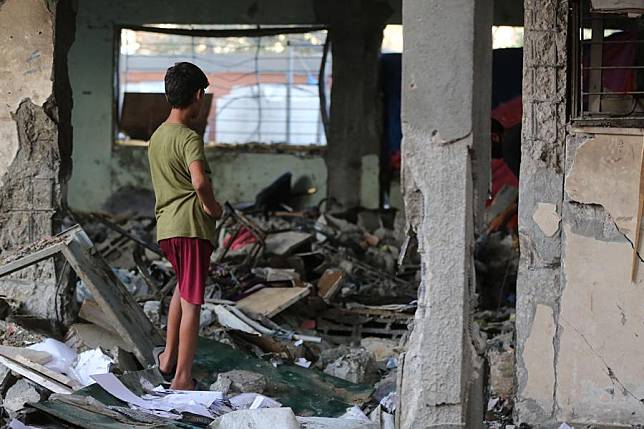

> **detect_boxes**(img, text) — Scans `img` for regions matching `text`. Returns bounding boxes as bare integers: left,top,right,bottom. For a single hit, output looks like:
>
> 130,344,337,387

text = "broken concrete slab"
3,379,42,417
298,416,378,429
211,370,267,395
209,407,300,429
323,348,379,384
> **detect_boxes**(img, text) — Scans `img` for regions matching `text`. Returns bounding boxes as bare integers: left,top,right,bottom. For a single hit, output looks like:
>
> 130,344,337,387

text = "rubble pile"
0,205,415,428
0,193,526,428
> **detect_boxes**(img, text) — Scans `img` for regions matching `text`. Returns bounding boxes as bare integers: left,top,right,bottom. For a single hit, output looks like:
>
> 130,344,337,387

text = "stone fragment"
199,307,215,330
488,349,515,398
3,379,41,416
143,301,161,325
209,376,232,395
359,337,401,362
210,407,300,429
212,370,267,394
323,348,379,384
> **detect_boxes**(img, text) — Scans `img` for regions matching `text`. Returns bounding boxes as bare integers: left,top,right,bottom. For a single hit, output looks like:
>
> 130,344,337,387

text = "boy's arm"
189,160,223,219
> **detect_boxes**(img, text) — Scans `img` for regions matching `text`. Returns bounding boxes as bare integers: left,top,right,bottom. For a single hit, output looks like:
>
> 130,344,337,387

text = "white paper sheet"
92,373,224,418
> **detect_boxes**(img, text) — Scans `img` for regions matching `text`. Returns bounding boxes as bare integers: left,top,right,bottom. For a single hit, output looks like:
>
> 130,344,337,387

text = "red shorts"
159,237,214,305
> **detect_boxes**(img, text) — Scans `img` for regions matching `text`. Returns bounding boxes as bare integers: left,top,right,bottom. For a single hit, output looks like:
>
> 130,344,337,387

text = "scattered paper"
92,373,224,418
27,339,77,374
230,393,281,410
294,357,311,368
8,420,40,429
68,348,112,387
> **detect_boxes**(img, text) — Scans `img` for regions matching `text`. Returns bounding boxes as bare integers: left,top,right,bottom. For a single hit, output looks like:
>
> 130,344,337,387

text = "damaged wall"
516,0,644,425
0,0,74,321
67,0,398,213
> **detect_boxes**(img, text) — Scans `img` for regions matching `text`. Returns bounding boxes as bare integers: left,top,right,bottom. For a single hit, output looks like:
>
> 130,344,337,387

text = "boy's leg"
159,286,181,374
171,298,201,390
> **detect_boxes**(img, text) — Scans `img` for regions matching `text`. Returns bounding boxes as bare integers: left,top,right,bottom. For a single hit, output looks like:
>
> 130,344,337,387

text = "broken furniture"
214,202,267,270
0,225,163,366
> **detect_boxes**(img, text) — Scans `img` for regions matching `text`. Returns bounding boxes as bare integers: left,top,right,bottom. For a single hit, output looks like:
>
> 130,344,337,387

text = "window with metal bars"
570,0,644,126
115,25,331,147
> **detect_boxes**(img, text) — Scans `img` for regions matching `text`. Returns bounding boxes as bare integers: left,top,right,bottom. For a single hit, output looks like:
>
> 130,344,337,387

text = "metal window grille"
571,0,644,124
117,25,331,146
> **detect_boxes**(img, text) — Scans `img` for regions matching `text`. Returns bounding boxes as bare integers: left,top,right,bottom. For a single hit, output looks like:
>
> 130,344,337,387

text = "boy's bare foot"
170,375,196,390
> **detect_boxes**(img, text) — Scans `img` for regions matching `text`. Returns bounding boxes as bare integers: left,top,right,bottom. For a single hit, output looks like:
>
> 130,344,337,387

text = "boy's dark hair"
164,62,209,108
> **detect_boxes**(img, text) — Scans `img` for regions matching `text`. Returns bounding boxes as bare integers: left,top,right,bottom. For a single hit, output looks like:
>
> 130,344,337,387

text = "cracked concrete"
398,1,491,427
0,0,74,324
518,122,644,426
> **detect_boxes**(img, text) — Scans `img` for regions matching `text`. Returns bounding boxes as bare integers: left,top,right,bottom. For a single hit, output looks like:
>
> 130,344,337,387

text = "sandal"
152,346,175,383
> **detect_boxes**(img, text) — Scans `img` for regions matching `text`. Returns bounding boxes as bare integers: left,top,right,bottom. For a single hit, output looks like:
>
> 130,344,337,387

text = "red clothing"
159,237,213,305
491,159,519,199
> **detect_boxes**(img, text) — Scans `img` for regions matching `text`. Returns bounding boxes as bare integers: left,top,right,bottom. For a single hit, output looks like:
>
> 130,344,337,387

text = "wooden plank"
0,355,72,394
0,242,67,278
61,231,163,366
78,299,119,335
0,345,52,365
264,231,313,256
12,355,81,390
237,287,310,318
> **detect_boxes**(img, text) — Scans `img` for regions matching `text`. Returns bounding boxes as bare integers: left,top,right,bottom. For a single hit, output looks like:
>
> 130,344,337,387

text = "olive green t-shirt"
148,123,216,245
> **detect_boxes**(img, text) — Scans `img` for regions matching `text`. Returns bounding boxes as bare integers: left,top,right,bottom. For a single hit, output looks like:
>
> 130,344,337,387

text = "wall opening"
116,25,332,148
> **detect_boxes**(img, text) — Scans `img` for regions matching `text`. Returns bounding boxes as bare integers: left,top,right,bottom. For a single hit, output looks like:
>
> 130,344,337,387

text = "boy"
148,62,222,390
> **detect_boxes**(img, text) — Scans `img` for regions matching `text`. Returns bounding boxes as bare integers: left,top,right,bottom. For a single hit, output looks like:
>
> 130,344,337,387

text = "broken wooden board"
0,225,163,366
0,355,72,394
12,354,81,390
264,232,313,256
237,287,310,318
0,345,52,365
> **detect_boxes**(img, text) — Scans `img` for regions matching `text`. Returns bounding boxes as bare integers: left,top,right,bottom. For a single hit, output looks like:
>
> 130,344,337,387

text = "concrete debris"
359,337,401,362
143,300,161,325
209,407,301,429
3,379,42,417
323,348,379,384
211,370,267,395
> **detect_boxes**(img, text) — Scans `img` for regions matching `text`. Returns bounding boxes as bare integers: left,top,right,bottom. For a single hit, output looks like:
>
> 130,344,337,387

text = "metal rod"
286,41,293,145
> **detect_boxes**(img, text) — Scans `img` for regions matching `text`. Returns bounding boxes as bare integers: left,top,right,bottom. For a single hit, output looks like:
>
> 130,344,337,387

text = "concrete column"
0,0,75,324
322,1,390,209
398,0,491,427
514,0,568,425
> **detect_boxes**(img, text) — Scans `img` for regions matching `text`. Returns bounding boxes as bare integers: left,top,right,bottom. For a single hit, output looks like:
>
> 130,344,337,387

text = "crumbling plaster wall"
516,0,644,425
0,0,74,322
399,0,491,426
68,0,399,213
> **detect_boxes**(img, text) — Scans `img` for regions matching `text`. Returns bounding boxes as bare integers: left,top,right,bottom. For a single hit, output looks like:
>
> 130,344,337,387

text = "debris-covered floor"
0,191,519,428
